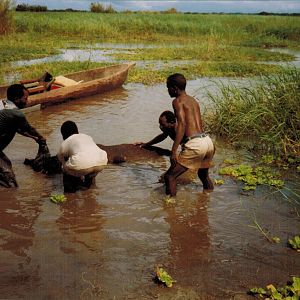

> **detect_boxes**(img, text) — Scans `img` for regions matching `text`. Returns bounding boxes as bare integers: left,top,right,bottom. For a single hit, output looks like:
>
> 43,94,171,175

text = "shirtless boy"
164,73,215,196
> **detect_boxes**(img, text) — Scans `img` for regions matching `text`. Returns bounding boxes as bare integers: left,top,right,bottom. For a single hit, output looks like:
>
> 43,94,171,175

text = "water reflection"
0,190,42,298
165,192,211,272
56,191,105,254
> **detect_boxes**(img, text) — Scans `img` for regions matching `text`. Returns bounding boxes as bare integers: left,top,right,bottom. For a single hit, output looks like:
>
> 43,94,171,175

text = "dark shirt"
0,107,33,151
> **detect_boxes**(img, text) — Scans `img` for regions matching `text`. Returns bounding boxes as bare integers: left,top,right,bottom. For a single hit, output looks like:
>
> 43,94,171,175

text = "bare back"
173,94,204,137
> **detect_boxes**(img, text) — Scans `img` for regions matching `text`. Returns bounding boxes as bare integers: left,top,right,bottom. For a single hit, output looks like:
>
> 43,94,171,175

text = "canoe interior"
0,63,134,100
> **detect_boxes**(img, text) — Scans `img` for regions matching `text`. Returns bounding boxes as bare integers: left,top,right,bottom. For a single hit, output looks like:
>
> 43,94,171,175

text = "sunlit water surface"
0,80,299,299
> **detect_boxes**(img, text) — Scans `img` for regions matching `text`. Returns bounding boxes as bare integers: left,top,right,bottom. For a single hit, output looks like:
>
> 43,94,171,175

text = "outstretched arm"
135,132,168,147
143,132,168,147
16,113,46,143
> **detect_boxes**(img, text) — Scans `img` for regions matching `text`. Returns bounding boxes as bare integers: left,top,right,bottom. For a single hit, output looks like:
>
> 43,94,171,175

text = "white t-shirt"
58,133,108,173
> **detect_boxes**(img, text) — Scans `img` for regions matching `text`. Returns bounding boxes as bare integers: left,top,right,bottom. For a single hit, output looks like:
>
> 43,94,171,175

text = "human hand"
133,142,146,148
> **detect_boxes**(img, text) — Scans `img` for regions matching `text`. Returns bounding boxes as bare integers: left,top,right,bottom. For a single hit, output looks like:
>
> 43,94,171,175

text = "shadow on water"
0,78,299,299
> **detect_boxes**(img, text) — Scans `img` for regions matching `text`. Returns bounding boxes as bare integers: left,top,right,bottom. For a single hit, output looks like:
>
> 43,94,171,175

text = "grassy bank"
0,12,299,84
206,67,300,160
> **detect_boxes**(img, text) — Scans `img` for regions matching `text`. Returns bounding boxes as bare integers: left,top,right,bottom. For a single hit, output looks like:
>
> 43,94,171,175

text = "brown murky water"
1,80,299,299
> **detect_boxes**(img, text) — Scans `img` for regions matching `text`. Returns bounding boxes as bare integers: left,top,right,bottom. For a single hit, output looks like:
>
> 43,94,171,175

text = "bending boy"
57,121,108,193
164,73,215,196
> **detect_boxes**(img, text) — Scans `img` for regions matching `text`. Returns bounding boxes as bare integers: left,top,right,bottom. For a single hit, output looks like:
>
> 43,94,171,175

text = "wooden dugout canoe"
0,62,135,109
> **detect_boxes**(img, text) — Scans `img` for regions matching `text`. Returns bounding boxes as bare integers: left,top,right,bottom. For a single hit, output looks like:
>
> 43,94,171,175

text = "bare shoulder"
172,97,181,108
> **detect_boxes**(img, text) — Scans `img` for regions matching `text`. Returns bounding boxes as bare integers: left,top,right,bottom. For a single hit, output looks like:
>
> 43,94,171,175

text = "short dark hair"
167,73,186,90
160,110,176,124
61,120,79,140
7,84,25,102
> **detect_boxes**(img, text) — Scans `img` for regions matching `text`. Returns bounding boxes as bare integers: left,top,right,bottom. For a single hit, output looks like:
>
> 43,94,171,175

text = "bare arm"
171,99,186,164
17,126,45,142
143,132,168,147
16,112,45,143
135,132,168,147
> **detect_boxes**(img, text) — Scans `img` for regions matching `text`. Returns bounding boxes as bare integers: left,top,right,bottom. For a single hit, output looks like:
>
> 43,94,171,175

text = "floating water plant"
219,164,284,191
155,266,176,288
272,236,281,244
50,194,67,204
249,276,300,299
288,235,300,252
260,154,275,165
214,179,225,185
163,196,176,205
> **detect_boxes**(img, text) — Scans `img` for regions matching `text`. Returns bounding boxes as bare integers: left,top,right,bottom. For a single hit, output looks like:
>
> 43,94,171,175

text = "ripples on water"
0,80,299,299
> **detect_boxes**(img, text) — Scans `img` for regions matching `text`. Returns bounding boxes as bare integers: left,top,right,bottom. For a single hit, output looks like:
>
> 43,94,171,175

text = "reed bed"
206,67,300,159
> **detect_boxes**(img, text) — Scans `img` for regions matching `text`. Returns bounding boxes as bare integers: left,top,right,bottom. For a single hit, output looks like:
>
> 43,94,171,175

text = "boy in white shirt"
57,120,108,193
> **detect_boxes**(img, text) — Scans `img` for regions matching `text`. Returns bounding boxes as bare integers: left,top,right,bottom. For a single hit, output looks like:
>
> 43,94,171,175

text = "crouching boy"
58,121,108,193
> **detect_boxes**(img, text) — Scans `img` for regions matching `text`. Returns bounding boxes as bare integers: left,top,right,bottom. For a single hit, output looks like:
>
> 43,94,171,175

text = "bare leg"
164,162,188,196
198,168,214,191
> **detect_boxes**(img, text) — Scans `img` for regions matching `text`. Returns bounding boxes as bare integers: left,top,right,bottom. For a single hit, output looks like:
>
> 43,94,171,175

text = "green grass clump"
206,67,300,160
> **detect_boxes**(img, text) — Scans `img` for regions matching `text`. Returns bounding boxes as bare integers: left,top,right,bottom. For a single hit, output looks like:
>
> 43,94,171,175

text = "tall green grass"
206,67,300,159
13,12,300,46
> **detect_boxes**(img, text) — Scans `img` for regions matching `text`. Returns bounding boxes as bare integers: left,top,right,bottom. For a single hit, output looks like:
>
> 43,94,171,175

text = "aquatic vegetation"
207,68,300,160
126,62,281,86
260,155,276,165
223,158,240,165
219,164,284,191
214,179,225,185
249,276,300,299
272,236,281,244
288,235,300,252
248,213,274,243
81,271,103,298
163,196,176,205
50,194,66,204
155,266,176,288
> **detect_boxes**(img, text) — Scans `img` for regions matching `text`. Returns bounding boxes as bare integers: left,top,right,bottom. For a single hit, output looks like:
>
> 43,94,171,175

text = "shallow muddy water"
0,79,299,299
